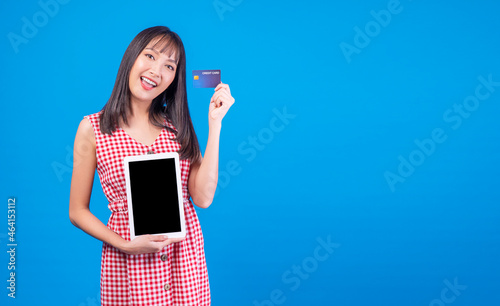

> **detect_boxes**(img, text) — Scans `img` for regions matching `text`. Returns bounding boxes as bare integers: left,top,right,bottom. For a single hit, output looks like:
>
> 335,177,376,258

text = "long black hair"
99,26,200,164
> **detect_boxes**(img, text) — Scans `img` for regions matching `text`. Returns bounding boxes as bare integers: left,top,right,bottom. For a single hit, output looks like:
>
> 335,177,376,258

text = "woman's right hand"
120,235,185,255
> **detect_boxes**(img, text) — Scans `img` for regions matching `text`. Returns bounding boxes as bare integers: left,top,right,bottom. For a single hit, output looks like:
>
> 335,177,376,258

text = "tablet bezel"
123,152,186,240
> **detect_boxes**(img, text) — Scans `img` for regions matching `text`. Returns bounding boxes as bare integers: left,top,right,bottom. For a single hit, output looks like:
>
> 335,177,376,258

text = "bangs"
151,34,180,63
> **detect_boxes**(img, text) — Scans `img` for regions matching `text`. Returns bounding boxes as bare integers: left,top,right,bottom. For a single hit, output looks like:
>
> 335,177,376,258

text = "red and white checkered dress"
85,112,210,305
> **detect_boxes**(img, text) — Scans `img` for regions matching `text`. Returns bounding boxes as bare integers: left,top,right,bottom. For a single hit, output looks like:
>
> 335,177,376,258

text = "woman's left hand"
209,82,235,127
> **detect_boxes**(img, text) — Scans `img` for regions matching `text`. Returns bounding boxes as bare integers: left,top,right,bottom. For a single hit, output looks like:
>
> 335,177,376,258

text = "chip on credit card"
192,70,221,88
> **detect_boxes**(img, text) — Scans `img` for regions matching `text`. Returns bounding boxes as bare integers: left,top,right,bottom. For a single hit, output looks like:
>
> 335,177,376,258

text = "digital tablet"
124,152,186,240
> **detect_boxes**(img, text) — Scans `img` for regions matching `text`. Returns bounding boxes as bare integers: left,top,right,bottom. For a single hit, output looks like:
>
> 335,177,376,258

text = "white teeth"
141,77,157,87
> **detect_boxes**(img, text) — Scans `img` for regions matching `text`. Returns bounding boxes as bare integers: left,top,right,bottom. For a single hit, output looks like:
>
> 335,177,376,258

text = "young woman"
69,26,234,305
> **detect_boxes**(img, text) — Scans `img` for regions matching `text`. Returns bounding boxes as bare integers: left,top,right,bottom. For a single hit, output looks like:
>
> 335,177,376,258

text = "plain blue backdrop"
1,0,500,305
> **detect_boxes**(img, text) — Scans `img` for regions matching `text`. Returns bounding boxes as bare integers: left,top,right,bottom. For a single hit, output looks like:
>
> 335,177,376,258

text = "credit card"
192,69,221,88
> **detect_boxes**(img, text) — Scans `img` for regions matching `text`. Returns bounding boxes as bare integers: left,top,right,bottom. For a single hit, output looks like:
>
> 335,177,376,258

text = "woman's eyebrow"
144,48,177,64
164,58,177,64
145,47,160,54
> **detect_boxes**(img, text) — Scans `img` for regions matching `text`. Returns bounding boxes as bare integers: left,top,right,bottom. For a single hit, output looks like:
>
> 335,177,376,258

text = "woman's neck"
127,98,152,126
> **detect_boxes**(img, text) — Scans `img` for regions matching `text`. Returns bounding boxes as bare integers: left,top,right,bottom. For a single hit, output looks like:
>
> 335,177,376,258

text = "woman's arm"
189,83,235,208
69,118,181,254
188,127,220,208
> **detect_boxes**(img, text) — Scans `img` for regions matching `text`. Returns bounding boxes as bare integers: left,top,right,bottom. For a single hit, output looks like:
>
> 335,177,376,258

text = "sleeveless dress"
84,112,210,306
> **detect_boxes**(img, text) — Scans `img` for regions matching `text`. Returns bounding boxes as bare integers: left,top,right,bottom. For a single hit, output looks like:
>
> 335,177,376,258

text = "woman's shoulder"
75,115,97,146
83,111,104,129
84,111,102,121
80,111,104,138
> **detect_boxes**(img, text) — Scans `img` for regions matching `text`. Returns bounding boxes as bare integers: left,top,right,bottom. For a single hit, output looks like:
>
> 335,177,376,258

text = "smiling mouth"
141,76,158,88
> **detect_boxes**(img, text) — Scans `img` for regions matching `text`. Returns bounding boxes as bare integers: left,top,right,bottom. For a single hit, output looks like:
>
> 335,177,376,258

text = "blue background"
1,0,500,305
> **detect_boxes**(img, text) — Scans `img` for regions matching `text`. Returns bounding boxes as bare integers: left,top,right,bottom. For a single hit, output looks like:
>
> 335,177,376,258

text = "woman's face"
128,39,178,105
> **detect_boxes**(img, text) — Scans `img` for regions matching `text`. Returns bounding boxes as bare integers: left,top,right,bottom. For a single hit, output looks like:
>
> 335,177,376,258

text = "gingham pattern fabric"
85,112,210,306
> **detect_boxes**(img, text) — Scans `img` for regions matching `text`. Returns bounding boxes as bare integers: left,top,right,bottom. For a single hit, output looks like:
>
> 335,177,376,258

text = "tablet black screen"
128,157,182,235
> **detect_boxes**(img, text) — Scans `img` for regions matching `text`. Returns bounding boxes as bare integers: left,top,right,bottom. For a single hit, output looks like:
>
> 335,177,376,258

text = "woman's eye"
166,65,175,71
146,54,155,60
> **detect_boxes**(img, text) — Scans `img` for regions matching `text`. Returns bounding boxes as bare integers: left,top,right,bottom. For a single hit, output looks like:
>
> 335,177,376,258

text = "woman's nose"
149,62,162,78
148,70,159,78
